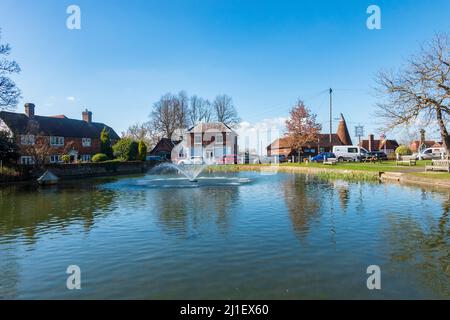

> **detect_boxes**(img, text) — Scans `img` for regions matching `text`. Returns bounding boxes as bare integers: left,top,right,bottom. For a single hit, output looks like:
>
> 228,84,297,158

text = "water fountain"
149,162,209,182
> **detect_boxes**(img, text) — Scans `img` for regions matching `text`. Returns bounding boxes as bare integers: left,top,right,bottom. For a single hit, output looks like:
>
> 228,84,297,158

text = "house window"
20,134,35,145
215,134,223,144
50,136,64,146
20,156,35,165
82,138,91,147
80,154,91,162
194,134,202,144
50,155,62,163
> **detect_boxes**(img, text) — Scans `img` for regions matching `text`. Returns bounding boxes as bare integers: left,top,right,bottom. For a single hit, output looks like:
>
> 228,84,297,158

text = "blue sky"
1,0,449,144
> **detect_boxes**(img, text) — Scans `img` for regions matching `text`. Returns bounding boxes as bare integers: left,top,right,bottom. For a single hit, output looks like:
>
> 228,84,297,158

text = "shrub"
100,127,114,159
138,141,147,161
395,145,412,155
92,153,109,162
61,155,71,163
113,138,139,161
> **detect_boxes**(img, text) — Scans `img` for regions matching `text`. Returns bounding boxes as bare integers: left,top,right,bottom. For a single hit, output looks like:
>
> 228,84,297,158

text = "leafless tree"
150,92,187,139
187,95,212,127
0,29,21,111
122,122,159,148
212,94,240,128
375,33,450,153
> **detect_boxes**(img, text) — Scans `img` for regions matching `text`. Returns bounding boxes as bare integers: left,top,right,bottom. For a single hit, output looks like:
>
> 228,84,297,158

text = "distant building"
267,113,352,158
410,140,441,152
148,138,181,160
0,103,119,164
358,134,399,154
150,122,239,163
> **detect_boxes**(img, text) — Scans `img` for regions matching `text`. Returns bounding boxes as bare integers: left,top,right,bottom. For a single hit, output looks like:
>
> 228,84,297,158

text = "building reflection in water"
153,186,240,237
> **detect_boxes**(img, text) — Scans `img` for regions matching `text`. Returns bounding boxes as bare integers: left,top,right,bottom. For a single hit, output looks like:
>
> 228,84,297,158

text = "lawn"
278,160,429,172
408,172,450,180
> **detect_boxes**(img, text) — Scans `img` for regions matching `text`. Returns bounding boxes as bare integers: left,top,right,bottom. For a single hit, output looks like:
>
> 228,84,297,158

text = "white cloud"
66,96,76,102
236,117,287,154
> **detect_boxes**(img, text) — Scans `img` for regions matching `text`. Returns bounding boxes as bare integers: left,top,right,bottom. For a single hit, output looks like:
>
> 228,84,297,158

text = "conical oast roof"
336,113,352,145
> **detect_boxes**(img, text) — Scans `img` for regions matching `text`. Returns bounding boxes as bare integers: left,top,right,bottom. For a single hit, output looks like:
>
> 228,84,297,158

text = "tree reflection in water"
153,186,239,237
385,189,450,297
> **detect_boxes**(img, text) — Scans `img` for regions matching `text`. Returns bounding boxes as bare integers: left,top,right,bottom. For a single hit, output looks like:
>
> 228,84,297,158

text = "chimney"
368,134,374,151
24,103,35,117
82,109,92,123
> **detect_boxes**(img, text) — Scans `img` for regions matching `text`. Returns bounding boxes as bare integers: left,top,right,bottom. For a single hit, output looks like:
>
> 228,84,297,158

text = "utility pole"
329,88,333,143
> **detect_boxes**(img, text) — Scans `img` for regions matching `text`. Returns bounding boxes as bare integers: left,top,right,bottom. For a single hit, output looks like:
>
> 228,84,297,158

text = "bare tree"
285,100,322,161
187,95,212,127
212,94,240,128
0,29,21,111
375,33,450,153
150,92,187,139
122,122,159,148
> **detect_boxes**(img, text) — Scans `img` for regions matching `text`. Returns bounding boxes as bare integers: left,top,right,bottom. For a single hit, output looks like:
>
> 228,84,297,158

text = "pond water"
0,171,449,299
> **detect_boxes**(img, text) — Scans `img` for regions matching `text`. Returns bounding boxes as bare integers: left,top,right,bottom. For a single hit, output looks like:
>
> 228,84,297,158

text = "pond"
0,171,449,299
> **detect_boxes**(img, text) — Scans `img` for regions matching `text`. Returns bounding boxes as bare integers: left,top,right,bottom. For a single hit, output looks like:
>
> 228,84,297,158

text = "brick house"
152,122,237,164
0,103,120,164
358,134,399,154
267,113,353,158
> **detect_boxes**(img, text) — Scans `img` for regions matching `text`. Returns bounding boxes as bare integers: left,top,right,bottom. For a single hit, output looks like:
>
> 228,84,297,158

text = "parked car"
362,151,388,161
178,156,204,165
332,145,368,162
221,155,238,164
311,152,336,163
414,147,446,160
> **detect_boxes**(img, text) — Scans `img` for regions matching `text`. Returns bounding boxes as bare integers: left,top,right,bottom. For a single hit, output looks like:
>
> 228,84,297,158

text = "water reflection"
0,181,118,243
153,186,239,236
282,175,324,240
384,190,450,297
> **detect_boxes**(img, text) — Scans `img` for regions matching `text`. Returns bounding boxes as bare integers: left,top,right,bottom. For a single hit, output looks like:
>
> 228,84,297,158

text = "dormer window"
82,138,91,147
50,136,64,146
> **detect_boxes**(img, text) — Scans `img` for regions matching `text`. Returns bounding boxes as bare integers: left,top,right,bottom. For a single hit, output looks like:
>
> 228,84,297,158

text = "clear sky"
1,0,450,146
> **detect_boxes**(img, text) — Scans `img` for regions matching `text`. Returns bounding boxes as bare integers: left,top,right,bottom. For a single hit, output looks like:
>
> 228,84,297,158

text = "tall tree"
150,92,187,139
187,95,212,127
0,29,21,111
0,131,19,163
122,122,159,149
285,100,322,160
212,94,240,128
100,127,113,158
375,33,450,154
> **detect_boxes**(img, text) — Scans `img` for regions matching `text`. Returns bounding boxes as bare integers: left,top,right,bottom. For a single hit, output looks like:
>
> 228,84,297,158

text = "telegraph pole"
329,88,333,143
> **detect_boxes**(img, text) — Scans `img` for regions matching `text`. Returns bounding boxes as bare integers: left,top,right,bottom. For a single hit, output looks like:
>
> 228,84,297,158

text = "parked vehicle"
252,155,272,164
416,147,446,160
269,155,287,163
222,155,238,164
178,156,204,165
332,146,368,162
362,151,388,161
311,152,336,163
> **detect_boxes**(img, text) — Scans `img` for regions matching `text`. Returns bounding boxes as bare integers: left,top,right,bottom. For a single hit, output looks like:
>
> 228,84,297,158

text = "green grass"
279,160,428,172
408,172,450,180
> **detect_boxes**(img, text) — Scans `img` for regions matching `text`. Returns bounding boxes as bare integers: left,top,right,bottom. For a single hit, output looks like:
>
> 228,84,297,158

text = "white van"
332,145,368,162
419,147,446,160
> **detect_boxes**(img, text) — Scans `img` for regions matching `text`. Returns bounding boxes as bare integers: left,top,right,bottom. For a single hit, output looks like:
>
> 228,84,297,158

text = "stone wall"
35,161,158,179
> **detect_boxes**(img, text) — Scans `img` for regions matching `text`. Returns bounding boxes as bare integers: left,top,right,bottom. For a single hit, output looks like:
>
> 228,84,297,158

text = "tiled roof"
187,122,237,134
0,111,120,140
